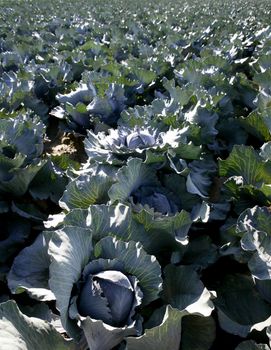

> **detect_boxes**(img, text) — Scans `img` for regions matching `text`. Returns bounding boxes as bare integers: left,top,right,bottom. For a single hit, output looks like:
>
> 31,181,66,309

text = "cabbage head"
48,228,162,350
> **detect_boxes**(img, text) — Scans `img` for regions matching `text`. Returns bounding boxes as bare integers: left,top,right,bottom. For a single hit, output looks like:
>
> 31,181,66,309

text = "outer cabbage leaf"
48,226,93,339
0,301,75,350
119,105,154,128
0,159,45,196
183,103,219,144
237,206,271,279
76,315,139,350
180,315,216,350
133,207,192,245
215,274,271,337
47,203,153,253
160,265,214,317
235,341,270,350
11,201,48,222
18,303,65,335
240,110,271,142
56,83,93,106
186,158,217,198
59,172,114,210
219,145,271,212
108,158,160,204
8,231,55,301
85,203,148,246
171,235,218,270
44,212,67,229
126,304,215,350
161,173,202,212
126,305,185,350
29,160,68,203
219,145,271,186
260,142,271,161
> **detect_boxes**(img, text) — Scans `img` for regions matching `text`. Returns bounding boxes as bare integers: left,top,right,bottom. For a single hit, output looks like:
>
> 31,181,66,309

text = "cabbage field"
1,0,271,349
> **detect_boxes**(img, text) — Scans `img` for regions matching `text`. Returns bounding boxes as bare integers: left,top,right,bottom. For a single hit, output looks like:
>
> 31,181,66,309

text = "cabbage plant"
8,206,215,350
51,76,127,130
108,157,208,245
84,125,201,165
8,225,162,349
0,114,46,196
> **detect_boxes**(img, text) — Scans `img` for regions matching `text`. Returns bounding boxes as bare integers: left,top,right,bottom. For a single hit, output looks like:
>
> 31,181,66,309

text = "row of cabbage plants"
1,0,271,349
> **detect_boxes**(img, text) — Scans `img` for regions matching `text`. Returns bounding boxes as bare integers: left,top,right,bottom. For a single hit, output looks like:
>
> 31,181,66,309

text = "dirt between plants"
44,131,88,164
